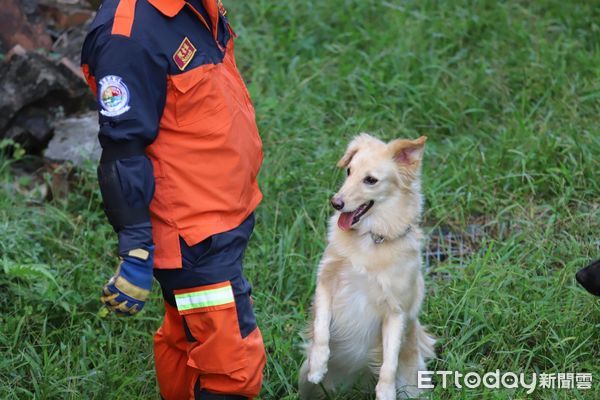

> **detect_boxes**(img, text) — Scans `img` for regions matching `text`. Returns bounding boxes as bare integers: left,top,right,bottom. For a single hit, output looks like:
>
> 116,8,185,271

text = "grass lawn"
0,0,598,398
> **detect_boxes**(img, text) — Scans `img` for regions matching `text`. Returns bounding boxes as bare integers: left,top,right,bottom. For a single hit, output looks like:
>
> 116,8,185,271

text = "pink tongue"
338,212,355,231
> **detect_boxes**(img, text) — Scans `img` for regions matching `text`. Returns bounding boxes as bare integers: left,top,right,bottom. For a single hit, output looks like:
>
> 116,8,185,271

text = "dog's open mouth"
337,201,374,231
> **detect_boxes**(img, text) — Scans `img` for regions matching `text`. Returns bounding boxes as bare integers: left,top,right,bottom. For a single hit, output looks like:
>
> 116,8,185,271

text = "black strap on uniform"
100,140,147,163
97,154,150,232
194,381,248,400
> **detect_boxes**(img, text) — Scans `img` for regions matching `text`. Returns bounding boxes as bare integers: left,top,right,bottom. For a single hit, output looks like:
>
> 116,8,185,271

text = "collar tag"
370,224,413,245
371,233,385,244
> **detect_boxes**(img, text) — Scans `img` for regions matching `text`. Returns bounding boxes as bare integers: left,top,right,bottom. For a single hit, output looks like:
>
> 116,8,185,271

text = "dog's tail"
415,321,436,361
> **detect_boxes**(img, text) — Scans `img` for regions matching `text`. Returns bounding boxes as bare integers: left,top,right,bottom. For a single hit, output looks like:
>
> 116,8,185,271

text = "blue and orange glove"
101,246,154,316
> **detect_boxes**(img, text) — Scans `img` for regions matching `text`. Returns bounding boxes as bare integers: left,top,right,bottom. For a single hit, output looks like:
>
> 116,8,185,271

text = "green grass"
1,0,599,398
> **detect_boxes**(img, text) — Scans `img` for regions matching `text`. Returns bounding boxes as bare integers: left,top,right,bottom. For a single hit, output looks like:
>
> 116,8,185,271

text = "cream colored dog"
299,134,435,399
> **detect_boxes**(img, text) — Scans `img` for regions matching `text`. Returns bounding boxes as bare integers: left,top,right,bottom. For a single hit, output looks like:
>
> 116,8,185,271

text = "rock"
4,107,54,154
41,3,93,31
59,56,86,81
44,111,100,166
4,43,28,59
52,20,92,65
0,47,93,136
0,0,53,52
38,0,94,45
18,0,39,16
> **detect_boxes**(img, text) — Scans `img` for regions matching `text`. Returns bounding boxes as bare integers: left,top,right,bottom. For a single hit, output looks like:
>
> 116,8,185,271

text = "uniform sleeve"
87,33,166,256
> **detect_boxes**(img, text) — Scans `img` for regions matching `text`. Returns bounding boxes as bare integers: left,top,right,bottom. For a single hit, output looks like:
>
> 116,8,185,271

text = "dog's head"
332,133,427,231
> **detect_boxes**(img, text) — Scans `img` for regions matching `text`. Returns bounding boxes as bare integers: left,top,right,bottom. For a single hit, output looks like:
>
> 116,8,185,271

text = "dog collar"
370,224,412,244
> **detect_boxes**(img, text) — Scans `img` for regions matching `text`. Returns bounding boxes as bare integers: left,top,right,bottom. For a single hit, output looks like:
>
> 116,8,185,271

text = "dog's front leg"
376,312,406,400
307,280,332,383
307,259,335,384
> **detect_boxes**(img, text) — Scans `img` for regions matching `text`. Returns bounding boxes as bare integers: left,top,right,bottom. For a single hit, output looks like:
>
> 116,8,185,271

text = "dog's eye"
347,168,351,176
363,176,378,185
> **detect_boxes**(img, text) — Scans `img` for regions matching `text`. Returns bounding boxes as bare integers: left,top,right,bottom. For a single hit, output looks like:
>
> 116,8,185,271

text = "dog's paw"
307,344,330,384
375,380,396,400
307,368,327,385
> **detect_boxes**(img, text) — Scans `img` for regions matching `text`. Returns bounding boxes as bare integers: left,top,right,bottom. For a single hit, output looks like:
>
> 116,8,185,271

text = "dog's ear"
388,136,427,167
337,133,377,168
337,148,358,169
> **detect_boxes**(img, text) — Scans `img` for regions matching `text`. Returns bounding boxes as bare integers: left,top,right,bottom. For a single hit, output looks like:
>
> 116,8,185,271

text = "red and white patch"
173,37,197,71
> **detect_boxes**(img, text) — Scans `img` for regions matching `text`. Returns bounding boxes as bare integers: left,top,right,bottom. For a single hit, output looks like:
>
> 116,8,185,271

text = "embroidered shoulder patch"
174,282,235,315
98,75,130,117
173,37,197,71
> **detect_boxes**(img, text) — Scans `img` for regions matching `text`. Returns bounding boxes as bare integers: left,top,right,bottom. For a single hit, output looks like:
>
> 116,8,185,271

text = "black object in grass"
576,259,600,296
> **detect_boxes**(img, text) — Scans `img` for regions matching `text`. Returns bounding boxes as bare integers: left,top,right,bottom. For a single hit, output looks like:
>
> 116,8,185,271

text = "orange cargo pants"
153,215,266,399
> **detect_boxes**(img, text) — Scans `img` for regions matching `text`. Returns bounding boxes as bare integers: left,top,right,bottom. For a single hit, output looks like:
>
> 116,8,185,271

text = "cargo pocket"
170,64,225,128
174,281,248,374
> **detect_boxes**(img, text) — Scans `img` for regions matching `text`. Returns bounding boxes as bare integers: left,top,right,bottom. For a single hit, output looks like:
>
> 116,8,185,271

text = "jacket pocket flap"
170,64,215,94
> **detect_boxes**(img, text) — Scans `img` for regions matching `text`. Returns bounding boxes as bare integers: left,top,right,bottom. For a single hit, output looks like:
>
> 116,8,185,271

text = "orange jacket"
82,0,263,268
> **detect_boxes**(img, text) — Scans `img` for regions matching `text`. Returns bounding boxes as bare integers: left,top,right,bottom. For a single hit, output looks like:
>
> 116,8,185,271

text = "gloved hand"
101,246,154,316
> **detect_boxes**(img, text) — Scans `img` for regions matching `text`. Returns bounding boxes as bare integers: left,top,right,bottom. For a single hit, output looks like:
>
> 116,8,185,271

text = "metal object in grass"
424,223,515,269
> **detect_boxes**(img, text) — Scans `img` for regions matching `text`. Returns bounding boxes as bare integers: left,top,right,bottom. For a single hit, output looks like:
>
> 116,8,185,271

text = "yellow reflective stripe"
175,285,234,311
176,286,230,299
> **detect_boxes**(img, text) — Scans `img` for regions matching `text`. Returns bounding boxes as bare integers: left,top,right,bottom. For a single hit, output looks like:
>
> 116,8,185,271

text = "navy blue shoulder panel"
126,0,174,70
130,0,231,75
81,1,118,67
83,0,232,75
90,0,120,32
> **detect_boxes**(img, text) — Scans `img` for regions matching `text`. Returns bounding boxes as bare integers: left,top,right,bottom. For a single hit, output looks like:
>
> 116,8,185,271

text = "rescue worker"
81,0,265,398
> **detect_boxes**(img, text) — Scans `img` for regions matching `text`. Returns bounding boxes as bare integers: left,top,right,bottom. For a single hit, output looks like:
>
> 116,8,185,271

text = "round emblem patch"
98,75,130,117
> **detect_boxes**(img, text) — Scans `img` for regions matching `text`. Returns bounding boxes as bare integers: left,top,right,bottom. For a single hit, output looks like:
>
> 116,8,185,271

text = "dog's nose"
331,197,344,210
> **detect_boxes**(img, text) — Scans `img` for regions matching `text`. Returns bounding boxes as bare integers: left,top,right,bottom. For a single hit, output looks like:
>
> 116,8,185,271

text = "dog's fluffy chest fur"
319,233,425,374
330,232,423,317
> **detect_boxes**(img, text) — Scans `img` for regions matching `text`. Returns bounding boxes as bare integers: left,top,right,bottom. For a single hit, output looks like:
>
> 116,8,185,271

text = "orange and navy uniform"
81,0,265,399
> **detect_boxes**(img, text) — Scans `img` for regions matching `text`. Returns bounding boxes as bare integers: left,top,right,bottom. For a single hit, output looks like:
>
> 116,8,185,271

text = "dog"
299,134,435,400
